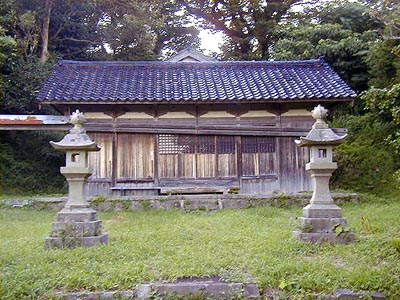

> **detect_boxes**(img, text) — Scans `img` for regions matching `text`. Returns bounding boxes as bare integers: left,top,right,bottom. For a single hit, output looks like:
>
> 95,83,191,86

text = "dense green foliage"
271,2,381,91
0,131,66,194
332,114,399,194
1,199,400,299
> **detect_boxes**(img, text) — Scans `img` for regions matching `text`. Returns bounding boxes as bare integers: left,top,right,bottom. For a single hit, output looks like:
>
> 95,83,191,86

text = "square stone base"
303,204,343,218
299,217,348,233
45,233,108,249
57,208,98,222
294,231,355,244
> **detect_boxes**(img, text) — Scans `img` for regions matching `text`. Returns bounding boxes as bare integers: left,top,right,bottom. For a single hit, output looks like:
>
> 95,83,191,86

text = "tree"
1,0,200,63
178,0,307,60
368,0,400,40
364,0,400,88
329,0,400,194
93,0,198,61
0,23,17,102
270,1,381,91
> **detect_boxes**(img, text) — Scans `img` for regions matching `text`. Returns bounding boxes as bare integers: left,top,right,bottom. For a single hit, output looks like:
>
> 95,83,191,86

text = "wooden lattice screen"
159,135,237,154
217,136,235,154
242,136,275,153
158,134,195,154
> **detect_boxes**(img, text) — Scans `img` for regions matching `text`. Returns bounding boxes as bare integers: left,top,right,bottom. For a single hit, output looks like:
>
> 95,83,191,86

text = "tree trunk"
40,0,53,63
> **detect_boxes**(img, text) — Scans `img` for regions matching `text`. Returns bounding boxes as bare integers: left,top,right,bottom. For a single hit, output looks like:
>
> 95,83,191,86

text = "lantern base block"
45,233,108,249
303,204,343,218
293,231,355,244
57,208,98,222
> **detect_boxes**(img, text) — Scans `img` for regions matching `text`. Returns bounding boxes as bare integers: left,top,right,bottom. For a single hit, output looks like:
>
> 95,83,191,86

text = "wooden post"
154,134,159,186
236,136,243,188
112,114,118,187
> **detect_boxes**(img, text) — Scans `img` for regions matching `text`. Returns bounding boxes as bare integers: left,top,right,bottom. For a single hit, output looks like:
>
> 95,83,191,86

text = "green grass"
1,196,399,299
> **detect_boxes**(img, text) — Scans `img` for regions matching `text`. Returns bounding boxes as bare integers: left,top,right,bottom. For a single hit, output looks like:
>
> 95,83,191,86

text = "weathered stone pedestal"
45,110,108,249
293,105,355,244
45,208,108,248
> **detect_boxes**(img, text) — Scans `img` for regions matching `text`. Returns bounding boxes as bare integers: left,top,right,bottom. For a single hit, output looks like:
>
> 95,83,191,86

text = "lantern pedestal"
45,110,108,249
293,173,355,244
45,210,108,248
293,105,354,244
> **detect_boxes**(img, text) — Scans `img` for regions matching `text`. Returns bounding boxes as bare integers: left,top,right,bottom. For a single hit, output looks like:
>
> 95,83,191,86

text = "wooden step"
160,186,239,195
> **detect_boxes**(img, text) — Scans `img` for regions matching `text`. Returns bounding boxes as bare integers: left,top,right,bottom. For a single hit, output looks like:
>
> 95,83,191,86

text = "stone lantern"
293,105,355,244
45,110,108,248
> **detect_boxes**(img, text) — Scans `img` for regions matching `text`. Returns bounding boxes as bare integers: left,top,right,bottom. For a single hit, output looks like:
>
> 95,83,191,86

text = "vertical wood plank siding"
242,137,276,176
86,132,113,196
88,132,113,178
197,154,216,178
218,154,236,177
278,137,311,193
117,133,154,179
159,153,196,178
85,180,112,196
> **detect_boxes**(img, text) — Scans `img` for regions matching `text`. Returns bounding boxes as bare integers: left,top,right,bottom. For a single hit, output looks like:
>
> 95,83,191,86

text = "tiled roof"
38,58,356,103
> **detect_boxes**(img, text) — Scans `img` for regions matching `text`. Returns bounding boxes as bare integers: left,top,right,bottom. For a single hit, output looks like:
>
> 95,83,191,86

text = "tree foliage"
179,0,307,60
332,113,399,194
1,131,66,195
0,0,200,63
271,1,381,91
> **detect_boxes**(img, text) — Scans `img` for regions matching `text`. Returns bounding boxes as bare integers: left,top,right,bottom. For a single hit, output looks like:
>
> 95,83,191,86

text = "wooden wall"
80,105,317,196
117,133,154,180
87,132,113,179
277,137,311,193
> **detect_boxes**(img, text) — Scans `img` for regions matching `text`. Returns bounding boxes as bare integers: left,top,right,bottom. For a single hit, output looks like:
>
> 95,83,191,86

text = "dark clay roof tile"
38,59,356,103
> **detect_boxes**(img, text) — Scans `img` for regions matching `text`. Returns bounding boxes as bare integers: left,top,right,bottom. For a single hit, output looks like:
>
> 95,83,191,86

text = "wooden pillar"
236,136,243,188
215,135,218,177
111,114,118,187
154,134,159,186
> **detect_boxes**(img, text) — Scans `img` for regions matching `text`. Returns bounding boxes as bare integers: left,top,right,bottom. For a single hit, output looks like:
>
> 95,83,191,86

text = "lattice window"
217,136,235,154
198,135,215,153
159,134,237,155
242,136,275,153
178,135,195,153
258,137,276,153
159,134,195,154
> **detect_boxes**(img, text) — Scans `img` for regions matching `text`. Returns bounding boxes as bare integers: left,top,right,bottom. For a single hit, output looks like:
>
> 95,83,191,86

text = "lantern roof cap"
50,110,100,151
295,105,347,147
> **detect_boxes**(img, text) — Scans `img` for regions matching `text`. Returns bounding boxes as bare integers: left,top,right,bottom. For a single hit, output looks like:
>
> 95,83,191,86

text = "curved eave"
295,134,348,147
50,141,100,152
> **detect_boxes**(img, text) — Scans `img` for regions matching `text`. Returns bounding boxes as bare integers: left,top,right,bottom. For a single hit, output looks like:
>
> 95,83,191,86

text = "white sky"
199,29,224,55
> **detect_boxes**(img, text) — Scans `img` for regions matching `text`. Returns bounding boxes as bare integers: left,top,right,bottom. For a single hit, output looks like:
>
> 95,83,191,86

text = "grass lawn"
0,195,399,299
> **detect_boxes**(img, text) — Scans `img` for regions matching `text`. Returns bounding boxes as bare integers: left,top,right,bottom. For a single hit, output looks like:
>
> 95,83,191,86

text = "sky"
199,29,224,55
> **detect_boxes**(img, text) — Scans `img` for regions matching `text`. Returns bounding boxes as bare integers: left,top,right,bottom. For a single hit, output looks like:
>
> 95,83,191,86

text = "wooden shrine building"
37,48,356,196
